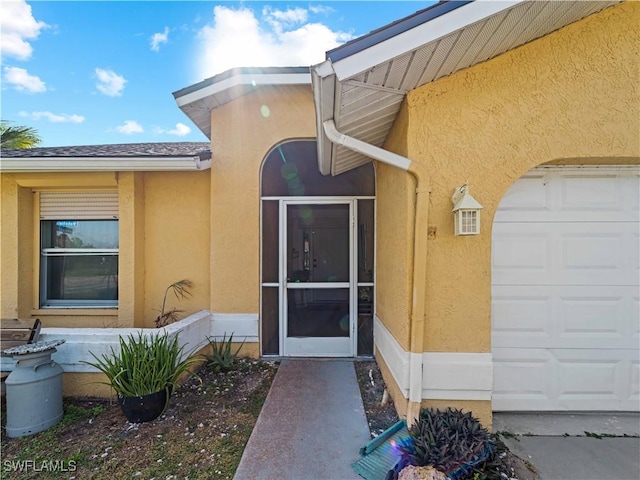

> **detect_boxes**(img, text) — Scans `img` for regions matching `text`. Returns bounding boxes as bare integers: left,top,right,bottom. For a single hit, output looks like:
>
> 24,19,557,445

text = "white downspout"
322,119,429,425
322,120,412,171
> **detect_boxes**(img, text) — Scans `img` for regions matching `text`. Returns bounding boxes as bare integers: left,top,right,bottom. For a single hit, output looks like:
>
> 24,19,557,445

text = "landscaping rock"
398,465,448,480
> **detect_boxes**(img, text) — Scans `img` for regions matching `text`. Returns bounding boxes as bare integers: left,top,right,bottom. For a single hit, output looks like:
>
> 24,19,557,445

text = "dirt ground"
354,359,401,437
1,359,277,480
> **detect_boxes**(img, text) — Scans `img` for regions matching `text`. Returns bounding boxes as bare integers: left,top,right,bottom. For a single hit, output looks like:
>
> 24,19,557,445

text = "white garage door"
492,166,639,411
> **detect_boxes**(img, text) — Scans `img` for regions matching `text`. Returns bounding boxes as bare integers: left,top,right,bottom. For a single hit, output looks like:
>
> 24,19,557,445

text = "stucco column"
117,172,145,327
1,176,19,317
0,177,34,318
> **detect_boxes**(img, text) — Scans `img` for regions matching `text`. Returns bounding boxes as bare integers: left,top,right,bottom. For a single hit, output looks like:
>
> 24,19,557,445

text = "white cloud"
309,5,335,16
19,111,84,123
167,123,191,136
3,66,46,93
0,0,48,60
195,5,352,79
154,123,191,136
262,6,308,32
95,68,126,96
150,27,169,52
115,120,143,134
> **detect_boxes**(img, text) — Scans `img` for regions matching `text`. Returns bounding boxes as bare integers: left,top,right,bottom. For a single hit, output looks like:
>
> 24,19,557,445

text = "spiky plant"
82,331,199,397
388,408,495,480
204,333,245,373
155,279,194,328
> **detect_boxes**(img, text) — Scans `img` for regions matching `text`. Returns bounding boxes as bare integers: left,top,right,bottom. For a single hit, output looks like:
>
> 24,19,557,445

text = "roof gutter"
322,119,428,425
0,155,212,173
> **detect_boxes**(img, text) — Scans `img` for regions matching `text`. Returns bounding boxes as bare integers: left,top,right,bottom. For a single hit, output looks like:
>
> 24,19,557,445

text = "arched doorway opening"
260,139,375,357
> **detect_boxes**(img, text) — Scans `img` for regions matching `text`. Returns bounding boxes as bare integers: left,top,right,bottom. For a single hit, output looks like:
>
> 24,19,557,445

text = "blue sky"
1,0,434,147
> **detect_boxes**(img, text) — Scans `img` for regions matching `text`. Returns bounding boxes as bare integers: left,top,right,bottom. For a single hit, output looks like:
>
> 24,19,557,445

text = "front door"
283,201,354,356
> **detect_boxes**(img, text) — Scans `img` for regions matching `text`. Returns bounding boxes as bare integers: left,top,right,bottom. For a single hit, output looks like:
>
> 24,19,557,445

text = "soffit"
318,0,621,176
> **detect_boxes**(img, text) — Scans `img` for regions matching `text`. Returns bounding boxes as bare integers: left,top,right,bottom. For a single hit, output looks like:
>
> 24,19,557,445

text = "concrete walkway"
495,413,640,480
234,358,371,480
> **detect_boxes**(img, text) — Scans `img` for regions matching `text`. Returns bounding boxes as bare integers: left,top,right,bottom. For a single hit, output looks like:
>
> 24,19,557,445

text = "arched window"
261,140,375,197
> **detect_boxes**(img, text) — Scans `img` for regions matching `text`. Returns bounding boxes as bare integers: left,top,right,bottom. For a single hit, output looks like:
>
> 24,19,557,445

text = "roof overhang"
173,67,311,139
312,0,622,176
0,155,212,173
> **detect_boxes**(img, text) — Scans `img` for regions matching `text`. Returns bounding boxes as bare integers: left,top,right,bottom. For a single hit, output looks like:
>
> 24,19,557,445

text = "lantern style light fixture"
451,183,483,236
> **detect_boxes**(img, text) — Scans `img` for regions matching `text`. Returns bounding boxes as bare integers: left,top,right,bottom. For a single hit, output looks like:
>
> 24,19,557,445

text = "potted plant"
83,331,199,423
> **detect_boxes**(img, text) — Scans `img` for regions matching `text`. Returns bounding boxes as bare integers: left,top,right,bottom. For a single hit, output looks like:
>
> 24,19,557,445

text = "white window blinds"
40,191,118,220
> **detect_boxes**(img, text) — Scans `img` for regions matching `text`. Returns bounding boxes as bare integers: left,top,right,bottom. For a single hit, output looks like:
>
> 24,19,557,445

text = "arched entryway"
492,164,639,411
260,139,375,357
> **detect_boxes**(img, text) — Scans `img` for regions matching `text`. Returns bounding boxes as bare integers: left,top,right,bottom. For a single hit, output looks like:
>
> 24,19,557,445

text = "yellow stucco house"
2,0,638,426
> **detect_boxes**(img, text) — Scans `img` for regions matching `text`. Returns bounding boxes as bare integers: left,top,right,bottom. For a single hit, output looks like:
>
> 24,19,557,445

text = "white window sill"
31,308,118,316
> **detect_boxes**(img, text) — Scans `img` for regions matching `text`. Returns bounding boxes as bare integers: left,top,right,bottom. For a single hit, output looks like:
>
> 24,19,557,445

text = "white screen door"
282,201,355,356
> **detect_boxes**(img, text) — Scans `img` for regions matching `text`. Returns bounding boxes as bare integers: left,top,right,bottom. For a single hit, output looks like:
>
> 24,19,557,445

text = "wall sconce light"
451,183,483,236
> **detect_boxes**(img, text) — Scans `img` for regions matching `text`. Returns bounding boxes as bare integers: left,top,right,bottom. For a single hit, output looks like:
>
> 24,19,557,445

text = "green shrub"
388,408,495,480
205,333,244,373
83,331,199,397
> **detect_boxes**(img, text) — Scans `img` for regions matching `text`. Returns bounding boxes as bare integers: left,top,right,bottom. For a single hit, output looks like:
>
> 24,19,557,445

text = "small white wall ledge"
0,311,259,374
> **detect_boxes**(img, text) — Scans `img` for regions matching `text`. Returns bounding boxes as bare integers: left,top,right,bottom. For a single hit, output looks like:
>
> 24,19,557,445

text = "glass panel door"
284,202,353,356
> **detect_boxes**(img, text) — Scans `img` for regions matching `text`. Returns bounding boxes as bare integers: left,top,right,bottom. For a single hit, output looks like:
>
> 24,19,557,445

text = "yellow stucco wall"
0,170,211,328
381,1,639,356
374,105,414,350
208,85,316,314
0,175,22,318
63,372,113,398
1,173,121,326
375,163,414,350
142,172,211,328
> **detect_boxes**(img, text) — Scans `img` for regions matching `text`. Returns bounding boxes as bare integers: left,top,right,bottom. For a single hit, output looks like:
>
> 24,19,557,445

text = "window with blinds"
39,191,119,308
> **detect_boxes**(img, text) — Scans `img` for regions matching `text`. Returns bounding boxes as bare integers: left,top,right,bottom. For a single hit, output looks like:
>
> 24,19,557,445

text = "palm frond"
1,121,42,149
156,279,194,327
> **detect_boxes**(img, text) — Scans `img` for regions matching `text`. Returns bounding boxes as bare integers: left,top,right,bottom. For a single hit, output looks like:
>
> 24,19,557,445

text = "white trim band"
374,315,411,398
210,313,259,343
374,315,493,401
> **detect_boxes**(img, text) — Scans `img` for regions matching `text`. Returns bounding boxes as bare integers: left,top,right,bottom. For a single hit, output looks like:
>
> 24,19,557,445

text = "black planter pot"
118,388,170,423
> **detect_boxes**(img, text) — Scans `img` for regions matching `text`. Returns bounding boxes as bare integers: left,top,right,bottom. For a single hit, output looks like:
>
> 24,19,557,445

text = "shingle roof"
1,142,210,158
326,1,469,63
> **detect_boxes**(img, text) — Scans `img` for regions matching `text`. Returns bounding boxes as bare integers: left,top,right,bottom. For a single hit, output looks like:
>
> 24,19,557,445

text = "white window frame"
38,191,119,309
